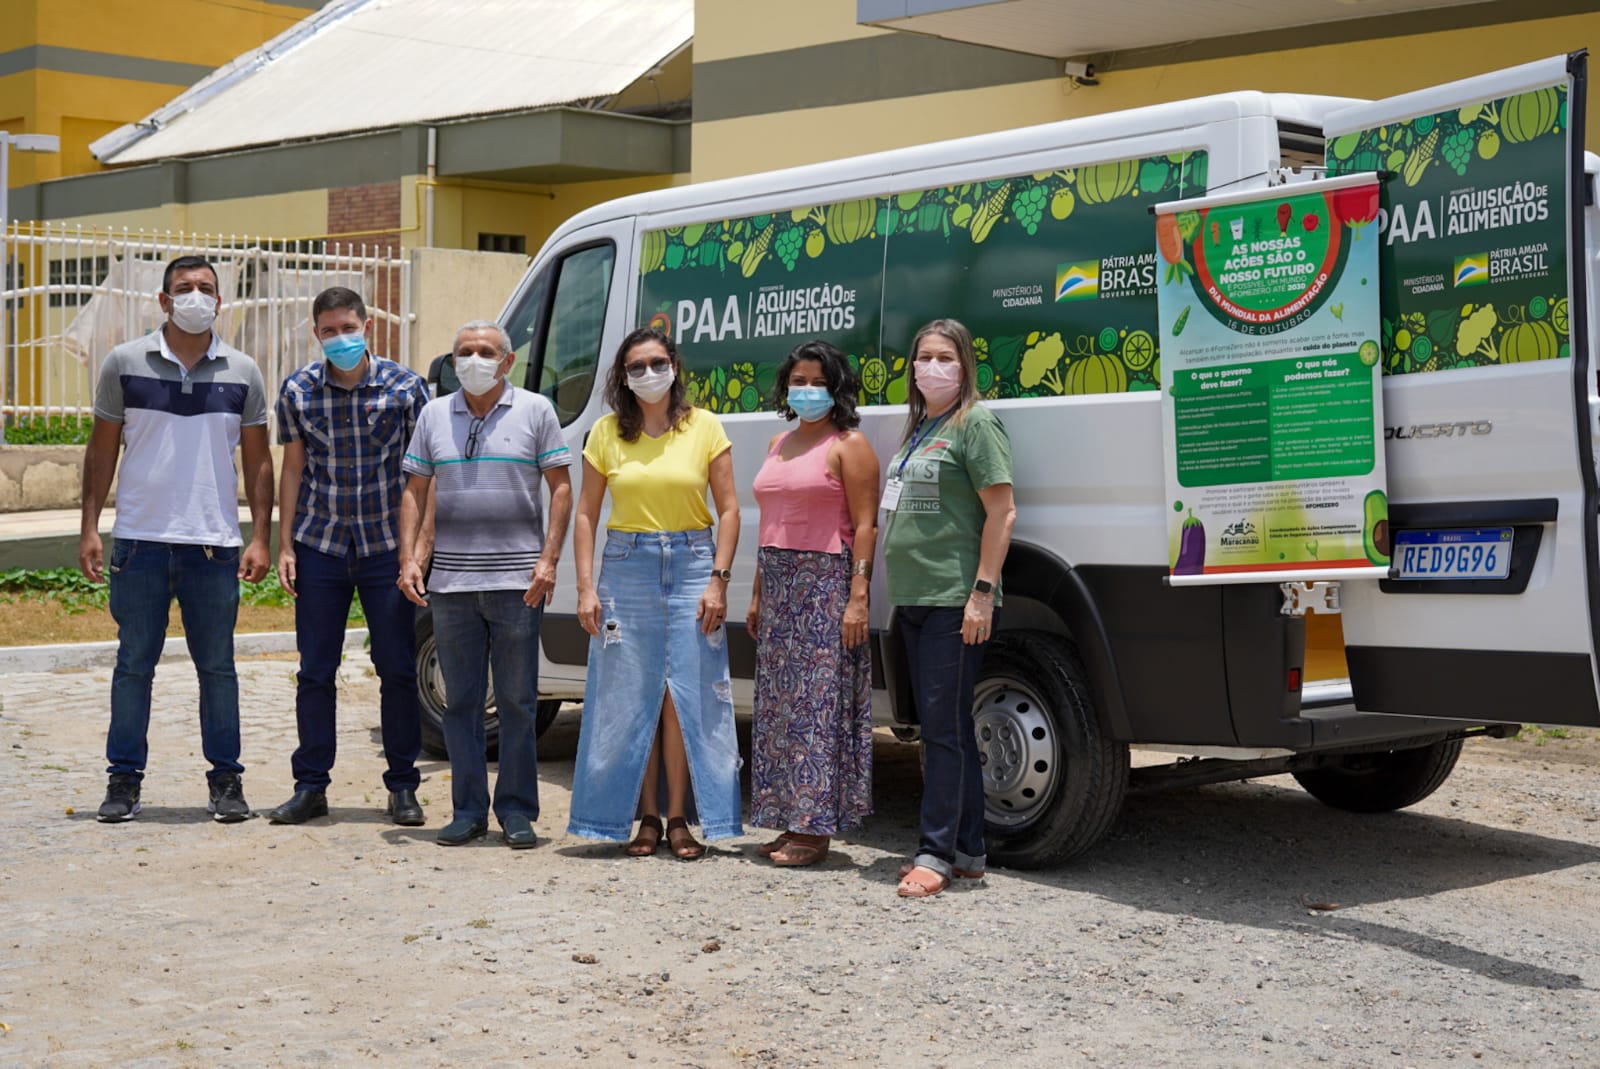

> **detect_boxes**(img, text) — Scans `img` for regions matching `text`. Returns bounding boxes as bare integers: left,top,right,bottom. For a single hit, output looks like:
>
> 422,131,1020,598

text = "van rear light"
1286,668,1302,692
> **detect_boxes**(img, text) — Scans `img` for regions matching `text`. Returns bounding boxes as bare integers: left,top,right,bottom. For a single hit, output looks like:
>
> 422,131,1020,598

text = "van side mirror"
427,352,460,398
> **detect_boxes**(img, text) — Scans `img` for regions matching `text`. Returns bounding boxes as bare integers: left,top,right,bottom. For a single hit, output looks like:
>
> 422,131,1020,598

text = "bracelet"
852,558,873,578
968,591,994,605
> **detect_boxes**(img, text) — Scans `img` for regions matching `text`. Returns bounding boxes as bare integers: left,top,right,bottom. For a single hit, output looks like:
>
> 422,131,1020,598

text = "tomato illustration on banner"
1154,177,1389,584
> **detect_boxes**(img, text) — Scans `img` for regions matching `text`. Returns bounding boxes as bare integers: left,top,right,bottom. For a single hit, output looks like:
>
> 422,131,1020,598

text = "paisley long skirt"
750,546,874,836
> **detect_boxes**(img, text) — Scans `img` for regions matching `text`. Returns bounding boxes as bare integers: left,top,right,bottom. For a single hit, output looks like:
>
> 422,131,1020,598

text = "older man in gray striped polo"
396,320,573,848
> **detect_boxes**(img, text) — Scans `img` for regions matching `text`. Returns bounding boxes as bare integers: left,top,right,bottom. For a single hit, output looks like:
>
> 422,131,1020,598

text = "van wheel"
415,612,564,759
974,631,1128,868
1291,738,1463,813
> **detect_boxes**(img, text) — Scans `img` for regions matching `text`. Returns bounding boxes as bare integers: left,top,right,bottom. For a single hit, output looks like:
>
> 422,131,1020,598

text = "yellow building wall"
692,2,1600,181
1,0,319,184
422,173,690,255
694,0,889,61
31,0,312,64
39,171,686,253
43,187,328,241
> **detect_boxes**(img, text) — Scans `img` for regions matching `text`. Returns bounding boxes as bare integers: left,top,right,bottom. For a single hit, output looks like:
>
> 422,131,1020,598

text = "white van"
418,54,1599,868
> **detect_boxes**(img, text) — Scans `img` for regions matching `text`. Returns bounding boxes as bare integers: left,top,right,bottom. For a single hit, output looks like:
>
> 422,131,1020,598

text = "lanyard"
896,411,949,479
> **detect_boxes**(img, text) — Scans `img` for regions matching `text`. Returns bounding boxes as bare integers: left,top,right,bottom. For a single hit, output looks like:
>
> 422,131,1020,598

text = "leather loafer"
385,788,425,827
266,790,328,825
501,813,537,850
435,817,488,846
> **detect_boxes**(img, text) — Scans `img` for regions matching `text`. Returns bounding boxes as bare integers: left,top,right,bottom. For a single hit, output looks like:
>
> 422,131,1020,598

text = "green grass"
1518,724,1583,746
3,414,94,445
0,567,107,613
0,566,364,621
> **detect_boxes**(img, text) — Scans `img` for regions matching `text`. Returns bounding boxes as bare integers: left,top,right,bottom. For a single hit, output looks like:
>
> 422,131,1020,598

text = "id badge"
881,477,904,512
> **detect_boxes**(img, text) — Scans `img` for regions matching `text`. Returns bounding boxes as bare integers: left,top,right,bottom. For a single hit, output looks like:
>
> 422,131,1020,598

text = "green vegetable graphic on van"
1326,82,1567,377
1077,160,1138,204
638,148,1207,409
1501,87,1560,143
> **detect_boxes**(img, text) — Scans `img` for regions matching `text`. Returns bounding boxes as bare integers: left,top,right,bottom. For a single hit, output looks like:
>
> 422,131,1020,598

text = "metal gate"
0,223,411,440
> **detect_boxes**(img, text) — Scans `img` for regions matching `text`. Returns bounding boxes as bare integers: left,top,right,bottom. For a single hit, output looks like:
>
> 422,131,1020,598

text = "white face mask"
626,366,675,404
455,354,503,396
168,290,218,335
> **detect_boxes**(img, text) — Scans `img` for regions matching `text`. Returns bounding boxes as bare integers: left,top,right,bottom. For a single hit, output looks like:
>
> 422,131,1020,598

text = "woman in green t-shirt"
881,318,1016,898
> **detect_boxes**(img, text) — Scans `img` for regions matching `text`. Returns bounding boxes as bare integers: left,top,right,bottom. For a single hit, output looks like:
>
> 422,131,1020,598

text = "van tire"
975,630,1128,868
1291,737,1463,813
415,611,562,759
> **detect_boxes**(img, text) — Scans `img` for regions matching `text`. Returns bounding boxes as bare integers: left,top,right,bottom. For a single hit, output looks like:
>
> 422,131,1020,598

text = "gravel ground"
3,656,1599,1067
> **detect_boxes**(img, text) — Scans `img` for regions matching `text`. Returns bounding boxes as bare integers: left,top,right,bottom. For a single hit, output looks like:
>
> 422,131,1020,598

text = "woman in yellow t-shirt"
567,327,743,858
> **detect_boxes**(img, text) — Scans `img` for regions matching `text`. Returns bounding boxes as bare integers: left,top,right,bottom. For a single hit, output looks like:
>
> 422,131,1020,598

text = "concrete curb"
1,628,370,674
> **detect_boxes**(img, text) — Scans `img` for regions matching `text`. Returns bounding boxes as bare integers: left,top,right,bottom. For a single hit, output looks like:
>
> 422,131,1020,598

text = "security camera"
1063,60,1097,85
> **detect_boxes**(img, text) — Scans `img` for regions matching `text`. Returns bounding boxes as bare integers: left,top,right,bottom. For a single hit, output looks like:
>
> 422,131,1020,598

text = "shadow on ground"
401,707,1599,990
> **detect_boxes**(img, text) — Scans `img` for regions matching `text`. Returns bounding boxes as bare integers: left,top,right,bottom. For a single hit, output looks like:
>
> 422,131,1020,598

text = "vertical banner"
1324,79,1570,375
1155,176,1389,584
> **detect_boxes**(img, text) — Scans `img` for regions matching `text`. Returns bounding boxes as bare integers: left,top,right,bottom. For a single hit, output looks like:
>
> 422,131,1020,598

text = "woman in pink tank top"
746,340,881,867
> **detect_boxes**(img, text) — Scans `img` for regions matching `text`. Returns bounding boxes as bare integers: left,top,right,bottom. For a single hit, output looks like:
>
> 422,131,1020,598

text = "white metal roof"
93,0,692,164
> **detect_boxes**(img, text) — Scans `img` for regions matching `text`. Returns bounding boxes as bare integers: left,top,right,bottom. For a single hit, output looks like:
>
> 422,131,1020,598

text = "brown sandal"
625,815,663,857
757,832,793,857
665,817,705,860
771,834,829,867
896,865,949,899
900,861,983,880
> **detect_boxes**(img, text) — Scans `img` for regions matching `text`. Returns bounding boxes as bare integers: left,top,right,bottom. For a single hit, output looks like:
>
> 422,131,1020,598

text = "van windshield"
506,242,615,426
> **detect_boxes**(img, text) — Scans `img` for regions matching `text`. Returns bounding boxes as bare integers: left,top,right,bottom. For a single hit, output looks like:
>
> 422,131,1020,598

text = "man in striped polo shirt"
79,254,274,824
397,320,573,848
265,286,432,827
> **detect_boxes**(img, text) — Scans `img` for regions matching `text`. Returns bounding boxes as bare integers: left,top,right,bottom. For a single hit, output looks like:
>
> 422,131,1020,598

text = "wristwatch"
972,579,994,595
710,567,733,581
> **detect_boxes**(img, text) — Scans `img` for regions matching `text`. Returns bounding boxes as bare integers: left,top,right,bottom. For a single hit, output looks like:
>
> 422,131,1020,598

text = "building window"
47,256,109,307
478,233,526,255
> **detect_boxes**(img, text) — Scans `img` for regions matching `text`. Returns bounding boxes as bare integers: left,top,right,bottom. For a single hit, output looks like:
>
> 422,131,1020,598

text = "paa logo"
1054,261,1099,302
1452,254,1488,288
647,311,672,335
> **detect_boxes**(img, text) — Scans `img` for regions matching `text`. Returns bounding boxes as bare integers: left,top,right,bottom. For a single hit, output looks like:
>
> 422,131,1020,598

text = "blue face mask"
321,332,367,371
787,385,834,423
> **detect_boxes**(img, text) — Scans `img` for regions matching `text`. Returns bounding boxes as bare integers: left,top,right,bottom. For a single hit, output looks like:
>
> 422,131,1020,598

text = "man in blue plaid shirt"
265,286,432,827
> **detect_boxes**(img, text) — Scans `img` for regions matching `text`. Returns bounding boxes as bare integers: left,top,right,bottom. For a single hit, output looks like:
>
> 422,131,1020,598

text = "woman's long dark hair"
772,339,861,431
604,327,692,442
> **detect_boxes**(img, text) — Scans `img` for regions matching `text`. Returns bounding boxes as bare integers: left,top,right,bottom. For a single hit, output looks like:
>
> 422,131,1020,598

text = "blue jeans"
106,539,244,782
898,604,996,878
567,529,743,842
430,589,541,826
291,542,420,792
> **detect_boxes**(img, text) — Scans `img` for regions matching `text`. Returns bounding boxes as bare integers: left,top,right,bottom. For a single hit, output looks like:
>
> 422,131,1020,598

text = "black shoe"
267,789,328,825
435,817,487,846
97,774,142,823
207,774,251,823
501,813,537,850
385,788,425,827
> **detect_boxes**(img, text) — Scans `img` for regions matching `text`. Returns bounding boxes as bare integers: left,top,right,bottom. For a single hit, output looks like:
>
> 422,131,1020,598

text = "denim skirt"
566,528,744,842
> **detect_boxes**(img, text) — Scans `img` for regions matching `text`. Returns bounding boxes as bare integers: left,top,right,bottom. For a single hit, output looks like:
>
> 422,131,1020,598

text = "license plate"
1393,527,1513,580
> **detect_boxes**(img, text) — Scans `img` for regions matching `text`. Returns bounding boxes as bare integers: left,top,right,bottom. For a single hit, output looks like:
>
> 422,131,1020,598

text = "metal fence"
0,223,411,439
